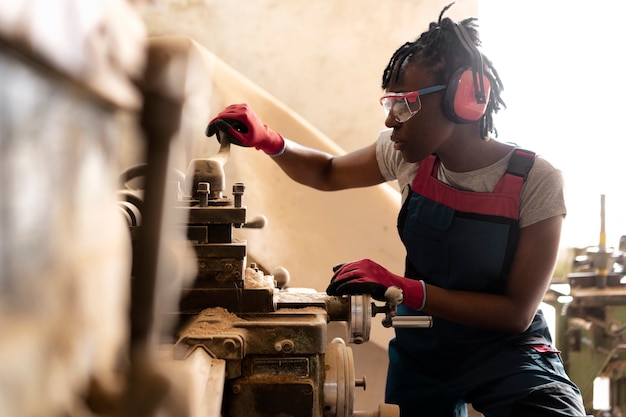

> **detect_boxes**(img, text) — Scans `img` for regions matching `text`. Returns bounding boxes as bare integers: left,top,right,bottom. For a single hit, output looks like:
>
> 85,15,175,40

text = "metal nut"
274,339,294,353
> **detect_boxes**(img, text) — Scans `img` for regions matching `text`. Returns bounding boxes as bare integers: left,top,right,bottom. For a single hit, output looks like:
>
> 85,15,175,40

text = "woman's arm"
208,103,386,191
422,214,563,333
272,141,386,191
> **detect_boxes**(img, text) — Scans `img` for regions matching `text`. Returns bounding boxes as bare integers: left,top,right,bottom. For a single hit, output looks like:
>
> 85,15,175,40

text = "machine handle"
372,286,432,328
391,316,433,328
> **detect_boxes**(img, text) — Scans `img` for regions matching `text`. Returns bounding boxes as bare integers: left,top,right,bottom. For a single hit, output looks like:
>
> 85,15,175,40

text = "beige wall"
138,0,478,153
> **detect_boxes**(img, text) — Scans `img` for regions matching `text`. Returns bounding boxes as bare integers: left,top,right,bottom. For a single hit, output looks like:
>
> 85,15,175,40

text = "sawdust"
276,290,328,303
244,266,275,289
185,307,242,335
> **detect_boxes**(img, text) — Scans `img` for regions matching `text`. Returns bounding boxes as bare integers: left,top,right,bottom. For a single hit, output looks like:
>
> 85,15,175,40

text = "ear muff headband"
442,23,491,123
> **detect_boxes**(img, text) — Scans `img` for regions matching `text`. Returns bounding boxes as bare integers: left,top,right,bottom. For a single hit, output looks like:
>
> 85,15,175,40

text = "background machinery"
546,195,626,416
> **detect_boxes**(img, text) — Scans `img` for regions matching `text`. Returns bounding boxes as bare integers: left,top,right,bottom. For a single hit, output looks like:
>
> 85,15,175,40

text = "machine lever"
242,215,268,229
374,286,432,329
391,316,433,328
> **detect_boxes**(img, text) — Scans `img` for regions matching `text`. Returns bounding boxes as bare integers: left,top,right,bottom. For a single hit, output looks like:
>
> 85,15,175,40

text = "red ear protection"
442,23,491,124
443,67,491,123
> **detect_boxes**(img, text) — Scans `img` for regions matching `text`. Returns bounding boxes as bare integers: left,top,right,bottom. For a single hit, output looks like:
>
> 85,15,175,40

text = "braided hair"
381,3,504,139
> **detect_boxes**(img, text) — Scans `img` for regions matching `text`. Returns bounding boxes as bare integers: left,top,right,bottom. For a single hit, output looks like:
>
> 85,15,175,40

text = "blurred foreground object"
0,1,146,416
0,0,146,108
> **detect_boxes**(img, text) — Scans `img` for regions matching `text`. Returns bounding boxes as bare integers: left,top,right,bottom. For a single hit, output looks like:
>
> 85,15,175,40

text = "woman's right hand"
206,103,285,156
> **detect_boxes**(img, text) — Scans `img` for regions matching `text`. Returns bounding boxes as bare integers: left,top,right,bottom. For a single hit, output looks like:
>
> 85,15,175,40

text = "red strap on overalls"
412,149,536,220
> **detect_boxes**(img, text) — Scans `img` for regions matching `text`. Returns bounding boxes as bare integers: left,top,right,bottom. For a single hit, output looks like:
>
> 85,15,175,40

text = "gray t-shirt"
375,128,566,228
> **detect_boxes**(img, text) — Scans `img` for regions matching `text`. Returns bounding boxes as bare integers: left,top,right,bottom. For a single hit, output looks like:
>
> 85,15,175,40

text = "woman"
206,4,587,416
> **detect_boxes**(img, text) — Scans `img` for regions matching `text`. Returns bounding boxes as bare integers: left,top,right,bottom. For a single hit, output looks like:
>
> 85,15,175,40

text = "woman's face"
383,63,454,163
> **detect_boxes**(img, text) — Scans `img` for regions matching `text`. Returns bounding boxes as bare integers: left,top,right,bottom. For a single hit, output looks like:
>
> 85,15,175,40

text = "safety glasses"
380,85,447,122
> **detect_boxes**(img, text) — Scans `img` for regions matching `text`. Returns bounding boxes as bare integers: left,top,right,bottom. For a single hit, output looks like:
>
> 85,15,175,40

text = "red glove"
206,103,285,156
326,259,426,310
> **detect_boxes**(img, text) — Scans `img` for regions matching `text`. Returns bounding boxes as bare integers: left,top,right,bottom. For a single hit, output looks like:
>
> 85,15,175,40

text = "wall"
137,0,477,154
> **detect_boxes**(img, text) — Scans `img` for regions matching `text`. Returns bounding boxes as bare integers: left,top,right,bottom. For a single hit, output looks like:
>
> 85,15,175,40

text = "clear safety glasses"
380,85,447,122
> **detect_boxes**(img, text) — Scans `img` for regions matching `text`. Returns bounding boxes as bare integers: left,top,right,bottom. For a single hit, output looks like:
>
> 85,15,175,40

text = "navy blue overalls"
385,151,586,417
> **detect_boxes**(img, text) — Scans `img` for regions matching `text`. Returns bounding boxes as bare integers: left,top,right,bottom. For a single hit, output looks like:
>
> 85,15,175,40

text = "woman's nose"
384,112,401,128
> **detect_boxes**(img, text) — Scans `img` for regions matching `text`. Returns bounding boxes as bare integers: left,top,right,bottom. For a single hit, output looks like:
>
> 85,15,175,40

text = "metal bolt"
170,181,182,202
356,376,367,390
274,339,295,353
198,182,210,207
233,182,245,207
223,339,237,351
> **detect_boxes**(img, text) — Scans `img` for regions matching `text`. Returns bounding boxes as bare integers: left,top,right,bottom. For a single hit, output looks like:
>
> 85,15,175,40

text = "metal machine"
121,130,431,417
545,195,626,417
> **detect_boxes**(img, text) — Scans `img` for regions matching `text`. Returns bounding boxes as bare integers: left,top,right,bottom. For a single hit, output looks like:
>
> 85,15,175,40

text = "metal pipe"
391,316,433,328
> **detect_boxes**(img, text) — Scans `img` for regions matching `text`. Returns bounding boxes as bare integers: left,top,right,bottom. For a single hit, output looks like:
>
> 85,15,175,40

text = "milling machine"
120,127,431,417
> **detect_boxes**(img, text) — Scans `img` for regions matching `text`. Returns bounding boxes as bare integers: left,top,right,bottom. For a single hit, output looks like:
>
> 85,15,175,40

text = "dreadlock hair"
381,3,504,139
